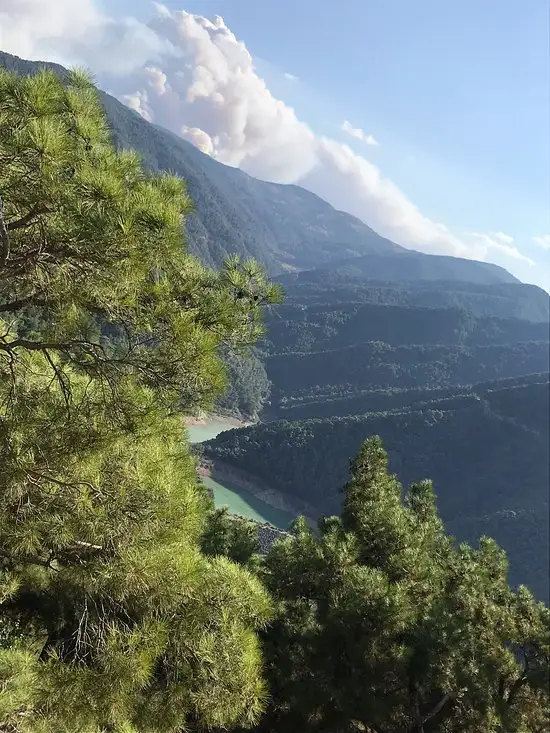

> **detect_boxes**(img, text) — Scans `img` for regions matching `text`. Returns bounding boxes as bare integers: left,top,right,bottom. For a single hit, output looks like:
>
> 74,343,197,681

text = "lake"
187,417,295,530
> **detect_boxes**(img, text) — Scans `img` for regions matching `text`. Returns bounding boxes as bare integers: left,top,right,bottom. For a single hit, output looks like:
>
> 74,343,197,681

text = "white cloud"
283,71,298,81
0,0,173,75
533,234,550,250
0,0,536,272
0,0,101,61
466,232,535,266
341,120,379,147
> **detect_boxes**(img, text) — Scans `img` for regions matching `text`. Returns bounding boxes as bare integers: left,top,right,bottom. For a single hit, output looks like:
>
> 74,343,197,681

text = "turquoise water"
186,418,239,444
188,418,295,530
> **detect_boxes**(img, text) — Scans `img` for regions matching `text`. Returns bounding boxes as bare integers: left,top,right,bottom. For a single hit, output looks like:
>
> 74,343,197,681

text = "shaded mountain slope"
0,50,401,274
277,271,550,322
315,249,519,284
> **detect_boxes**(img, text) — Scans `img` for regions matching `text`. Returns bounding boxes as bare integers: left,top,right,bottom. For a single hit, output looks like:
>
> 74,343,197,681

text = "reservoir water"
187,418,295,530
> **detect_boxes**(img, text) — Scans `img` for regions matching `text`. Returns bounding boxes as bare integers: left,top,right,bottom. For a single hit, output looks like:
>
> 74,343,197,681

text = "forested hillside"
205,374,550,598
263,302,549,354
263,340,548,413
277,270,550,321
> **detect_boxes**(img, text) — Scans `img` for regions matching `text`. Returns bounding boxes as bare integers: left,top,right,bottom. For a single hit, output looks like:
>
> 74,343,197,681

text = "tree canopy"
0,67,280,732
253,437,550,733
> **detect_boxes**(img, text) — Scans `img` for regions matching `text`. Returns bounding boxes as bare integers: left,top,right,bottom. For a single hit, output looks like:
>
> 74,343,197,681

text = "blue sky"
5,0,548,289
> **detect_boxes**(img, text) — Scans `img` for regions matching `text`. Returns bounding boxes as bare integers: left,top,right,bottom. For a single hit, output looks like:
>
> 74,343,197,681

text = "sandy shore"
184,413,253,429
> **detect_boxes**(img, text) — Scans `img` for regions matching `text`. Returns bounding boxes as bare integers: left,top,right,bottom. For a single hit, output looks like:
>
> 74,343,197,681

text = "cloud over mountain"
0,0,532,269
341,120,379,146
467,232,534,266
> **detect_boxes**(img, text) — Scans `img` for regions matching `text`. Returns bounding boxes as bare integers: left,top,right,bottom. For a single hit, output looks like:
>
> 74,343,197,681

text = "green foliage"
254,438,550,733
0,67,280,732
201,506,261,568
204,375,550,599
216,346,272,420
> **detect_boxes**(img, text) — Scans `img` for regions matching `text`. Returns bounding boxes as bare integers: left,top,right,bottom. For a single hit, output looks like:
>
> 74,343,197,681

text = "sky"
1,0,549,291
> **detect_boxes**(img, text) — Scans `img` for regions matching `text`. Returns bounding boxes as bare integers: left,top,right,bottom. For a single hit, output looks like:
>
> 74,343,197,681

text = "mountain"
259,295,549,416
315,249,519,285
204,374,550,600
0,50,401,275
0,49,529,287
277,271,550,322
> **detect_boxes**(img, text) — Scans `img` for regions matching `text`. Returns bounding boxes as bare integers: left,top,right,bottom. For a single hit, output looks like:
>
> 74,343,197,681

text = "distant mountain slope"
204,374,550,599
0,50,525,286
0,50,402,275
277,271,549,322
316,250,519,284
264,340,549,412
268,372,550,422
262,302,549,354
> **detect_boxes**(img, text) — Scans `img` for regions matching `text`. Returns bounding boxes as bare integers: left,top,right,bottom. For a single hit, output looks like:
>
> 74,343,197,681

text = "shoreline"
184,412,254,430
209,460,317,528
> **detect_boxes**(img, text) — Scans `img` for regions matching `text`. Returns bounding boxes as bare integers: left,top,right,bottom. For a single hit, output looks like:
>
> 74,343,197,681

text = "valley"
205,280,550,599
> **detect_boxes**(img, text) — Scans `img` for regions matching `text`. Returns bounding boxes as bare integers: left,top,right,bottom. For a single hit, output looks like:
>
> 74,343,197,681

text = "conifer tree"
0,67,281,732
256,437,550,733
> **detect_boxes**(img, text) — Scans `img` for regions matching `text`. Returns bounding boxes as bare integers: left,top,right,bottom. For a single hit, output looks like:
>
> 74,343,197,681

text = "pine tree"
0,67,281,732
201,506,261,569
255,437,550,733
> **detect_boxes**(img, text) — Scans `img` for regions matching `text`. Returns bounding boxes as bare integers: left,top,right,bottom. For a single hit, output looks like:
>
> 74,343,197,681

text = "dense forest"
0,63,548,733
205,375,550,599
263,340,548,412
214,346,271,420
262,301,549,353
277,270,550,321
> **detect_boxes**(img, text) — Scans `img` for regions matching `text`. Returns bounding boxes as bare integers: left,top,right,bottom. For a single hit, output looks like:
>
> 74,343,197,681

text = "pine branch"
0,548,57,571
0,196,10,268
420,693,453,726
6,206,49,231
0,294,45,312
507,649,530,706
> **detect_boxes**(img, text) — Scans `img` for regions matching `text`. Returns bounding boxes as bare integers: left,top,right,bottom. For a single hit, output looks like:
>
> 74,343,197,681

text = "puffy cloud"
0,0,173,75
0,0,101,61
533,234,550,250
341,120,379,146
0,0,534,272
